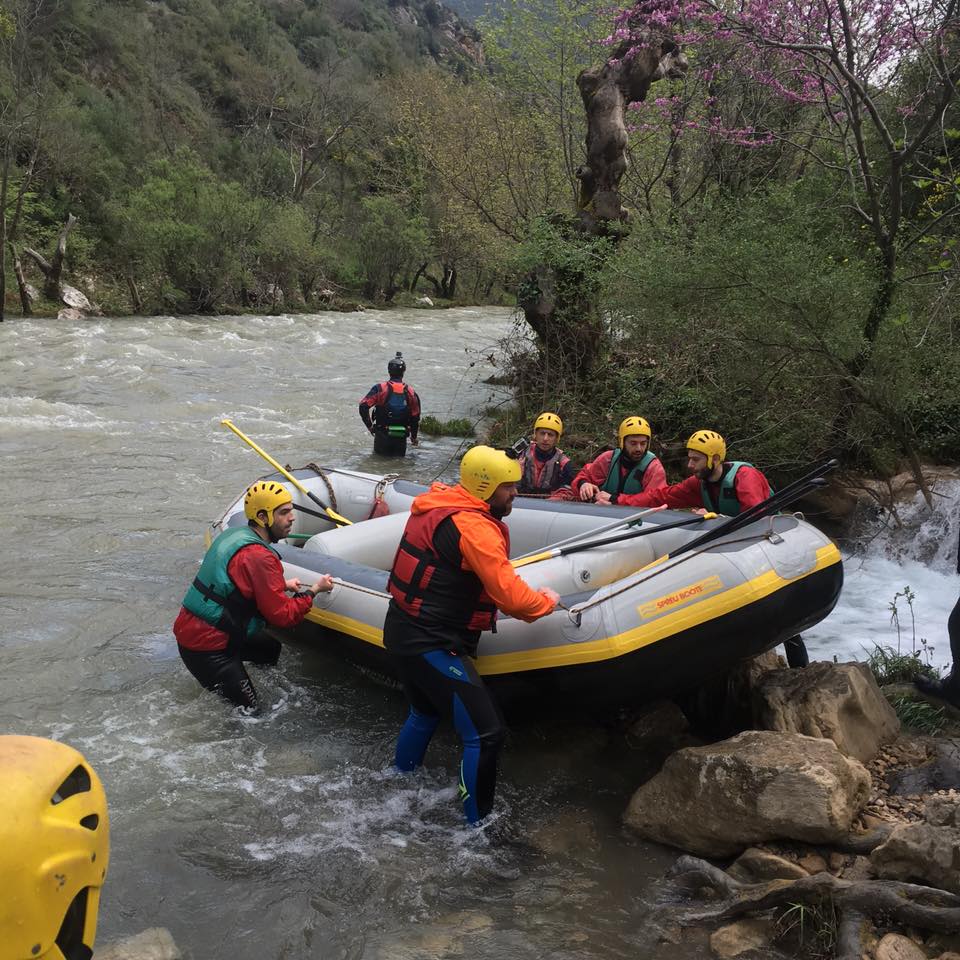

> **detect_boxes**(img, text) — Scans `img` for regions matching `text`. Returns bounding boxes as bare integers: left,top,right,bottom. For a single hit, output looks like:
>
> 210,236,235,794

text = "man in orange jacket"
384,445,559,823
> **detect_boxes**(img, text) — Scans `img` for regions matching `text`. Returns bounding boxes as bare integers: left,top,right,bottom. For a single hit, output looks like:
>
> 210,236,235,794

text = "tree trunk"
9,244,33,315
126,274,143,315
575,26,687,233
24,213,77,302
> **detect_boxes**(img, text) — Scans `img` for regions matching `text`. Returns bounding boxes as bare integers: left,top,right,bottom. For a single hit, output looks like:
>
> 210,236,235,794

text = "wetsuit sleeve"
359,384,383,430
734,466,772,511
228,546,314,628
616,475,705,509
451,513,555,622
571,450,613,497
642,457,667,491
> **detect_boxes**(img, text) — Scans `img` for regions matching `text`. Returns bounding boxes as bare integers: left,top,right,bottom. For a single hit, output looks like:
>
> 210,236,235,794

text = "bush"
864,644,940,686
420,415,475,437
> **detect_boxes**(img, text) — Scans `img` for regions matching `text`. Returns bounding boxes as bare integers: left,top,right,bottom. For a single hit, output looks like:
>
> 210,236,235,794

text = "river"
1,308,957,959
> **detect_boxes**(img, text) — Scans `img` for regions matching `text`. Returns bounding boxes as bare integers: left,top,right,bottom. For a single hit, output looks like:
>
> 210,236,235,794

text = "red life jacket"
519,446,571,493
387,505,508,632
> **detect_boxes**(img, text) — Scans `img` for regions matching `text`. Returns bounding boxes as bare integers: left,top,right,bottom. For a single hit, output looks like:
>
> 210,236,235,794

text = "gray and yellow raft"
208,466,843,712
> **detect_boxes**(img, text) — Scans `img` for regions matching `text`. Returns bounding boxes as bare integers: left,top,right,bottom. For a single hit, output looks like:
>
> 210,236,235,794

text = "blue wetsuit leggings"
390,650,506,824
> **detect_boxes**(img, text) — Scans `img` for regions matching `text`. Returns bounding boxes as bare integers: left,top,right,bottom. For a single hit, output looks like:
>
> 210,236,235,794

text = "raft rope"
302,462,340,514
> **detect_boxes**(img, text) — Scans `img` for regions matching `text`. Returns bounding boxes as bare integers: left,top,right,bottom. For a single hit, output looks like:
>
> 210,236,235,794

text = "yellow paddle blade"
512,551,552,568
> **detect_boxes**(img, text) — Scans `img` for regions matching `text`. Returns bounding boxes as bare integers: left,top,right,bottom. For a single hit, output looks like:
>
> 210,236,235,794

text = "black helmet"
387,352,406,377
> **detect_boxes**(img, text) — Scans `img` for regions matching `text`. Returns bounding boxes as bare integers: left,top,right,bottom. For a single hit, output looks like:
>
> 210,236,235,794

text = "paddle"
512,506,666,561
512,512,717,568
646,459,839,568
221,419,352,527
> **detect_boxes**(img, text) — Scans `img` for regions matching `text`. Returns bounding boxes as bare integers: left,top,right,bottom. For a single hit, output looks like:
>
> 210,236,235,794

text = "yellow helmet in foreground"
460,445,521,501
618,416,651,447
0,735,109,960
687,429,726,463
533,412,563,437
244,480,291,527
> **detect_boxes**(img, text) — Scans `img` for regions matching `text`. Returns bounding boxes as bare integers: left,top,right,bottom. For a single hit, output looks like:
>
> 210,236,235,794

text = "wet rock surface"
624,730,870,856
753,661,900,762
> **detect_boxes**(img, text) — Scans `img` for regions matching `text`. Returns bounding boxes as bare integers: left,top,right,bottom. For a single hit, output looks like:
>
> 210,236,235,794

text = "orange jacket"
407,483,555,623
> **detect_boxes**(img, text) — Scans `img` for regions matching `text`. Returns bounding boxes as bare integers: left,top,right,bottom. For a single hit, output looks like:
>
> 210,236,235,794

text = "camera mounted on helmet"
387,351,406,378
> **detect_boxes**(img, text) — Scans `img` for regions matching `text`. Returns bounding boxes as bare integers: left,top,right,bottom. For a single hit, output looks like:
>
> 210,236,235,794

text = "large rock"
875,933,928,960
96,928,181,960
753,661,899,763
728,847,809,882
870,798,960,894
709,919,776,958
624,730,870,857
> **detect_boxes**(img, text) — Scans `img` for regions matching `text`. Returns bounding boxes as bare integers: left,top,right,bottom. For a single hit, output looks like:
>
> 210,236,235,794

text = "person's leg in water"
915,595,960,706
178,646,262,713
391,650,506,824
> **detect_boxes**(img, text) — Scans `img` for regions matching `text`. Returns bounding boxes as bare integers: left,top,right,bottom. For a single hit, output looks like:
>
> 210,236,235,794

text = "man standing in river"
174,480,333,713
359,351,422,457
384,445,559,824
915,526,960,707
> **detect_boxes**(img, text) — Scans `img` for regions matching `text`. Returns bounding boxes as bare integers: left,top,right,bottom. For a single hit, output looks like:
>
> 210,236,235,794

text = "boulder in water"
95,927,181,960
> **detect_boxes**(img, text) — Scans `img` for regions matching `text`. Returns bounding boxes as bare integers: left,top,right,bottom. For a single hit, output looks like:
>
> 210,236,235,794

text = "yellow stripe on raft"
302,543,843,675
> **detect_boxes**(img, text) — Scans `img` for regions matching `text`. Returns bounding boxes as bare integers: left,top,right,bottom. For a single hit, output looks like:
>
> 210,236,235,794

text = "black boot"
914,672,960,708
784,635,809,668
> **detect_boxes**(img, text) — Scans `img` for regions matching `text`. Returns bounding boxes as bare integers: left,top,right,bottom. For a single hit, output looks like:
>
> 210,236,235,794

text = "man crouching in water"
384,445,559,824
175,481,333,713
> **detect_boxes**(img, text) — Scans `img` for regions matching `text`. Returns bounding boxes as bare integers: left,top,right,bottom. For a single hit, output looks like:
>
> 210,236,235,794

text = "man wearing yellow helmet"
174,480,334,712
518,411,575,496
616,429,772,515
569,415,666,504
385,445,559,823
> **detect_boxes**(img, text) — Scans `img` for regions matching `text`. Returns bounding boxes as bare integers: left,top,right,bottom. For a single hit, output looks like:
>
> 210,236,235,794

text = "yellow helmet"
687,429,726,463
533,412,563,437
0,736,109,960
618,416,651,447
460,445,521,501
244,480,291,527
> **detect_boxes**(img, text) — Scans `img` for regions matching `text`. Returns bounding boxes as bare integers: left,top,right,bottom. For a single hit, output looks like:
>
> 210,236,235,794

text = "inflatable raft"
207,466,843,711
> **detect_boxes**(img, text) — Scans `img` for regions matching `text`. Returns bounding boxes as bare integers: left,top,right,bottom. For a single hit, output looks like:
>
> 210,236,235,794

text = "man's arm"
733,466,772,511
452,513,555,622
616,475,705,509
571,450,613,498
642,457,667,491
358,384,381,432
229,547,314,628
408,389,421,442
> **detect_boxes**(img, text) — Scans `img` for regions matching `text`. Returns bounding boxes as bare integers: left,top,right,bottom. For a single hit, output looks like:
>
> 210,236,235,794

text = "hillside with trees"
1,0,956,480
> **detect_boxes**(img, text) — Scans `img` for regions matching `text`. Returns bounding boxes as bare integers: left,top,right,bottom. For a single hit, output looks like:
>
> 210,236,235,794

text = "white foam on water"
808,479,959,670
0,395,116,431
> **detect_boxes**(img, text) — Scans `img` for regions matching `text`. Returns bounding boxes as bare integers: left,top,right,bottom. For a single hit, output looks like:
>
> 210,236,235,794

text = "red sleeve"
408,387,420,417
733,466,772,511
228,546,314,628
571,450,614,496
359,383,385,409
616,474,705,509
452,513,555,622
642,457,667,490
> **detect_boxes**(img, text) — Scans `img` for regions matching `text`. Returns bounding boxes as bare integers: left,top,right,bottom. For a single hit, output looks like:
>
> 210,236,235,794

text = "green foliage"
420,415,476,437
356,195,431,300
891,697,946,735
864,645,939,686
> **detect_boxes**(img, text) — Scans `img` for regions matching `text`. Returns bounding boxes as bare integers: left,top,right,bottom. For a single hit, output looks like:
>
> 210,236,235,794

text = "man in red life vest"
612,429,772,515
359,351,422,457
385,445,559,824
517,411,575,496
568,416,667,504
174,481,334,713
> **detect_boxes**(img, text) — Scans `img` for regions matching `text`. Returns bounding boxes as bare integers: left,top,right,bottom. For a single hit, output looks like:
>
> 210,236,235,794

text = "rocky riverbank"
620,655,960,960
